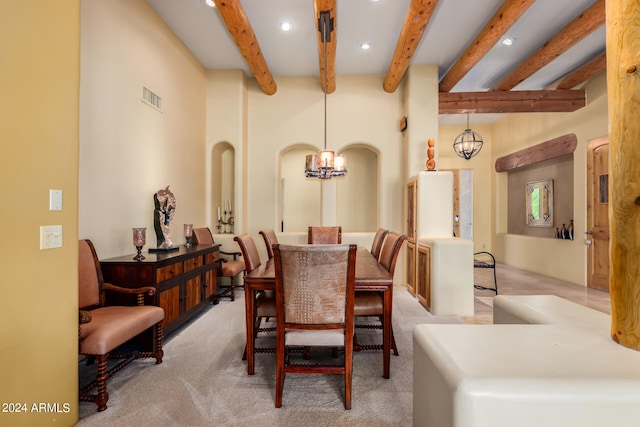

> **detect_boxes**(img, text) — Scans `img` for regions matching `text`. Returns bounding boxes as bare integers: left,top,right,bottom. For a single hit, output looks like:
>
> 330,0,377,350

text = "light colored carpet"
77,285,463,426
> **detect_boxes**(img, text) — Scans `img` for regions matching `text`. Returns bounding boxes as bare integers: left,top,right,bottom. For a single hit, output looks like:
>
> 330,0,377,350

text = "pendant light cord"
322,14,328,151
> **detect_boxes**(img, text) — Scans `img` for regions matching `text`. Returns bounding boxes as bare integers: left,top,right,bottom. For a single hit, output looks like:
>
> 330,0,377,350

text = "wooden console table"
100,244,221,336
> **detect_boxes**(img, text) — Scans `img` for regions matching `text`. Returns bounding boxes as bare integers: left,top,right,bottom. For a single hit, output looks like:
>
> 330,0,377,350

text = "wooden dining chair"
307,226,342,244
259,229,279,259
354,231,407,356
234,234,277,361
192,227,244,302
273,243,357,409
370,228,389,260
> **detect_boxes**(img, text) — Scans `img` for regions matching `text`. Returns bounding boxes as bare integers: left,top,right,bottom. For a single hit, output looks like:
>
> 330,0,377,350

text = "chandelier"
452,113,483,160
305,11,347,179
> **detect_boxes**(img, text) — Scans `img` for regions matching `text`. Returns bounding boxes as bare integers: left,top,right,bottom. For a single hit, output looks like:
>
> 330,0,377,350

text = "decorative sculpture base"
149,246,180,253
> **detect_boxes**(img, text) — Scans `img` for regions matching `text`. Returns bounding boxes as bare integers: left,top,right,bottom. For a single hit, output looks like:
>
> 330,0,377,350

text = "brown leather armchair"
235,234,276,361
354,231,407,356
192,227,245,302
259,229,279,259
273,243,357,409
308,226,342,244
370,228,389,260
78,239,164,412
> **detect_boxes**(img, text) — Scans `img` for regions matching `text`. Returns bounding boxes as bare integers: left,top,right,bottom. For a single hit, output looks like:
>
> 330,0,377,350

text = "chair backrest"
78,239,102,309
370,228,389,260
234,234,262,274
378,232,408,276
259,229,279,259
308,226,342,244
192,227,214,245
274,244,356,327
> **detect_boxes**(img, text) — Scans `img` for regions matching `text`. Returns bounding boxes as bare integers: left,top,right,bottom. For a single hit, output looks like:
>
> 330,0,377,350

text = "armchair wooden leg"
154,323,164,364
94,354,110,412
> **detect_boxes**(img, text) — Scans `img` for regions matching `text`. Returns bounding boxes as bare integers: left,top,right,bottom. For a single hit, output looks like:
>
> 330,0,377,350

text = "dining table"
243,246,395,378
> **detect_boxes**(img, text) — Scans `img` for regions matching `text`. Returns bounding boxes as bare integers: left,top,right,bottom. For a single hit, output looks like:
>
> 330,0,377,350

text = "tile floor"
464,262,611,324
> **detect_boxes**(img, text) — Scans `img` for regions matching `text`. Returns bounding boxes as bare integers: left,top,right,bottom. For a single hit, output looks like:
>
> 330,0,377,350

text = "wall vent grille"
142,87,162,111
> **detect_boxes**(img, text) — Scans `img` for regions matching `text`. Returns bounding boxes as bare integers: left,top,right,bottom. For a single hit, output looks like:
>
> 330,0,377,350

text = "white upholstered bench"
492,294,610,334
413,324,640,427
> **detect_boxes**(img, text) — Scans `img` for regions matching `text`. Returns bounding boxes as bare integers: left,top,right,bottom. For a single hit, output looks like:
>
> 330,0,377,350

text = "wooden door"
587,136,609,291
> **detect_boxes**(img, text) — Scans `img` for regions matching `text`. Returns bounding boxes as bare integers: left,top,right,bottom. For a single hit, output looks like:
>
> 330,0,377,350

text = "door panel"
587,136,609,291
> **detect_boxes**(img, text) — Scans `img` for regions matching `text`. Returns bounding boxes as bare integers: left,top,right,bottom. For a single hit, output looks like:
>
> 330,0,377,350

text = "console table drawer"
184,256,203,272
156,262,183,282
205,252,220,264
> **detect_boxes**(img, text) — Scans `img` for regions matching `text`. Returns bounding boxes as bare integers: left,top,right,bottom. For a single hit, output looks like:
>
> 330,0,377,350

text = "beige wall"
491,73,609,285
1,2,79,425
438,123,495,253
79,0,207,259
206,74,405,230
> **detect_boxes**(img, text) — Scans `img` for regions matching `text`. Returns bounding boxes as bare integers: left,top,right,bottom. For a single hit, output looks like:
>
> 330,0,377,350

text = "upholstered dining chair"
234,234,277,361
259,228,279,259
273,243,357,409
192,227,245,301
308,226,342,244
354,231,407,356
78,239,164,412
370,228,389,260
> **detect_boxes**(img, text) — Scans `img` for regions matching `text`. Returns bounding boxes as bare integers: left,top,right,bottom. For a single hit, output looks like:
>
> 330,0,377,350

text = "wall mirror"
526,179,553,227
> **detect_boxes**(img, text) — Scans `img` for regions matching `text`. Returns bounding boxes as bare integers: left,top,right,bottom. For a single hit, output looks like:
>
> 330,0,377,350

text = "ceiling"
147,0,606,125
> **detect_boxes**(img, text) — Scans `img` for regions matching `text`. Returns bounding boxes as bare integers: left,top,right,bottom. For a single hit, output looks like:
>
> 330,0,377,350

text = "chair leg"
275,344,285,408
94,354,110,412
380,315,399,356
345,346,353,410
154,323,164,364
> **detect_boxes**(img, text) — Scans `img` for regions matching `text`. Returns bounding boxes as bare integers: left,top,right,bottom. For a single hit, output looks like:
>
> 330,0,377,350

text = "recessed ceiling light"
360,41,372,50
501,37,515,46
279,21,293,32
369,0,383,3
203,0,215,7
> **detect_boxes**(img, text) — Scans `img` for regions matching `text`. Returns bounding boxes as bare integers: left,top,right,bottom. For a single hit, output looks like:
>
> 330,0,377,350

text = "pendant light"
305,11,347,179
452,113,483,160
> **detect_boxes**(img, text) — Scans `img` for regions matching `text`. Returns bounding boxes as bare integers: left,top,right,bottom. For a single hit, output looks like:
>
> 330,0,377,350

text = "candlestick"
184,223,193,247
132,227,146,261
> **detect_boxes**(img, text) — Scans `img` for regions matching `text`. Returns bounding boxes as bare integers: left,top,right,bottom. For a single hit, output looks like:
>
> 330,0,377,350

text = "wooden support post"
606,0,640,350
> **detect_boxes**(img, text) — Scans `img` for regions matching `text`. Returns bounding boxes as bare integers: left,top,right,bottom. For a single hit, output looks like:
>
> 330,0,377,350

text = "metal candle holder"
217,209,234,234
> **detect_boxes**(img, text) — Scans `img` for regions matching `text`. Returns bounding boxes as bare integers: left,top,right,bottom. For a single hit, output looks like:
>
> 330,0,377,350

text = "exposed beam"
383,0,439,93
493,0,605,91
314,0,337,94
494,134,578,173
439,0,536,93
546,51,607,90
439,90,586,114
213,0,277,95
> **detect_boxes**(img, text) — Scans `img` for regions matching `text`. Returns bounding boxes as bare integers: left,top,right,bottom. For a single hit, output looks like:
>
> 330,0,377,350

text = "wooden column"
607,0,640,350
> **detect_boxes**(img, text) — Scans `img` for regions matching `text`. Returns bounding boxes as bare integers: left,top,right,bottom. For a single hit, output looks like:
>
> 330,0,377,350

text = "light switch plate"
49,189,62,211
40,225,63,249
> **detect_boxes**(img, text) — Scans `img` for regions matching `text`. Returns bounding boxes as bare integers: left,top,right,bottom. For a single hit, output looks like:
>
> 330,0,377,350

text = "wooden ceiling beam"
493,0,605,91
439,89,586,114
383,0,439,93
546,51,607,90
314,0,337,94
213,0,277,95
439,0,536,93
